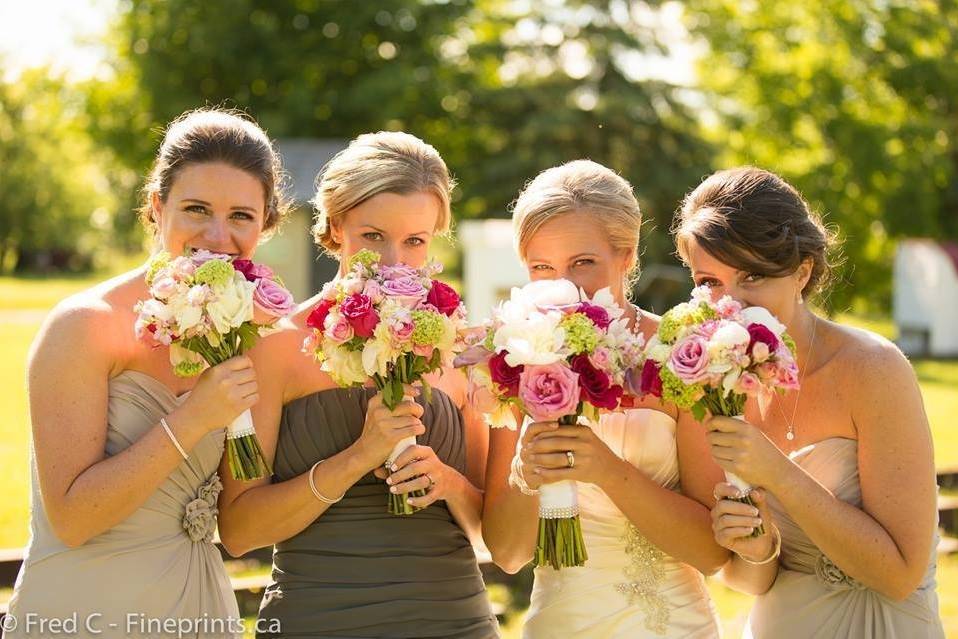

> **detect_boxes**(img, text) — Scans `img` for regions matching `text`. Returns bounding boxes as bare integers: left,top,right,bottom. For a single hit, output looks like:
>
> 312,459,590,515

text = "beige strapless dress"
3,370,240,638
523,408,720,638
746,437,944,638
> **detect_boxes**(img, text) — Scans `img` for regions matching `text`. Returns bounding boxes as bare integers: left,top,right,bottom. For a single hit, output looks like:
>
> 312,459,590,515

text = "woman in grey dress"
676,167,944,638
217,131,498,638
4,109,290,638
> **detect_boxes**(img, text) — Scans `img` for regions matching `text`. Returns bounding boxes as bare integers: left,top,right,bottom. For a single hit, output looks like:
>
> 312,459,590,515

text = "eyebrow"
359,224,431,236
181,198,257,213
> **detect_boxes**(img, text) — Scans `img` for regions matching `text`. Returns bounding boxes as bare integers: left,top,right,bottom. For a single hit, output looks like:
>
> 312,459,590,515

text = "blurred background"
1,0,956,635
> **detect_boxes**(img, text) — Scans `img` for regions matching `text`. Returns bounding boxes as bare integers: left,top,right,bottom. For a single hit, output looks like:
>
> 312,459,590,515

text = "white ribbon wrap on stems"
725,415,753,497
227,408,255,439
539,479,579,519
387,435,417,468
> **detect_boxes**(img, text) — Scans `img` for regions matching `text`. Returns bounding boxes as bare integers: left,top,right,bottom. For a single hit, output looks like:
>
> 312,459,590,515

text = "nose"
202,218,230,248
378,243,399,266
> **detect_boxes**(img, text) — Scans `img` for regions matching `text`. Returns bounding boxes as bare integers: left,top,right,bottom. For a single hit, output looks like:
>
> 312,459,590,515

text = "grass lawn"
2,278,957,635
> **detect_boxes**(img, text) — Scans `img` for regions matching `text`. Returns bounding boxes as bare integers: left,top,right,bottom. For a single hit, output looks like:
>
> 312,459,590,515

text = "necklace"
777,315,818,442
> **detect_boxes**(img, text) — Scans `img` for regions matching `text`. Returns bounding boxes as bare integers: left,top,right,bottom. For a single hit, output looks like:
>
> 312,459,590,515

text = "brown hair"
139,108,289,235
512,160,643,292
673,166,838,298
311,131,454,256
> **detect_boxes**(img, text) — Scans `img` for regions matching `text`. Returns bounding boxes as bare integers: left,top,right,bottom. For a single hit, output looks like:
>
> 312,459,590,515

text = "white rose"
740,306,786,336
169,296,204,332
324,344,367,386
206,273,255,334
361,334,399,378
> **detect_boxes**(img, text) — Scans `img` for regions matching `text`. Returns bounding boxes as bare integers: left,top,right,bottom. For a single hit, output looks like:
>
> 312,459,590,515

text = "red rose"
340,293,380,338
639,359,663,398
570,354,622,410
427,280,462,316
232,259,274,282
746,323,780,354
489,351,524,397
306,299,335,331
577,302,612,329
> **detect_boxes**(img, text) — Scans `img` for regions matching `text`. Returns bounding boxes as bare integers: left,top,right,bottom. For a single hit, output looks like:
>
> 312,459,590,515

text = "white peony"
584,286,625,319
206,272,255,334
361,333,399,378
710,321,751,349
493,310,566,366
740,306,786,336
521,278,582,307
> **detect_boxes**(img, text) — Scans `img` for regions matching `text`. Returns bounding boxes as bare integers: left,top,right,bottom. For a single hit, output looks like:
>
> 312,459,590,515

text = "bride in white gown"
481,160,729,638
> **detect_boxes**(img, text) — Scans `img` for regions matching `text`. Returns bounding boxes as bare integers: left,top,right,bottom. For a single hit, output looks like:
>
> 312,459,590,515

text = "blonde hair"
311,131,454,255
512,160,643,290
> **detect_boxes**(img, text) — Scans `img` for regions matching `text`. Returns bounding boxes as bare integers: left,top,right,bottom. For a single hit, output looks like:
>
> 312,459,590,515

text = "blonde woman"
217,132,499,638
6,109,288,638
482,161,727,638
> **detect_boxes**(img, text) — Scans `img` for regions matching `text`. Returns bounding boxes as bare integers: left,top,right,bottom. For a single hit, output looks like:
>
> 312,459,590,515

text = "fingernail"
390,464,398,472
749,508,759,516
533,467,541,475
753,518,763,526
389,486,397,493
385,477,392,485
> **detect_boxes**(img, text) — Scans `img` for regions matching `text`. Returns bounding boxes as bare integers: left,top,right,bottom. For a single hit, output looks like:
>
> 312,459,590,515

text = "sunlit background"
1,1,956,636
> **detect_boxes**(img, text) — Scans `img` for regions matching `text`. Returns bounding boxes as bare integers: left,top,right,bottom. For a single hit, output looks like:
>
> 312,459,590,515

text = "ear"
328,215,343,245
150,192,164,227
796,257,814,292
620,247,638,276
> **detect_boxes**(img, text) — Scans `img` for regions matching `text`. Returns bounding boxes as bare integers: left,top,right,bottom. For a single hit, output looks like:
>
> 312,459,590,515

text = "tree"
685,0,958,311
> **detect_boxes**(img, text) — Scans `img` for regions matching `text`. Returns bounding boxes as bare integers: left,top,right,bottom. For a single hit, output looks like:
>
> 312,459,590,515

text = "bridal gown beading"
4,370,240,639
523,408,721,638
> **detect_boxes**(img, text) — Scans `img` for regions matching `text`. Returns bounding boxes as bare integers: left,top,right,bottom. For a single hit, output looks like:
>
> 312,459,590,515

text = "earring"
796,291,804,305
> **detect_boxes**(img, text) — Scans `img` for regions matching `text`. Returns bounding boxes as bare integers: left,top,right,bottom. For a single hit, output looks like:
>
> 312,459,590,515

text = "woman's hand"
525,423,624,488
384,444,465,509
177,355,258,432
705,415,789,489
711,483,779,563
515,421,558,491
353,387,426,471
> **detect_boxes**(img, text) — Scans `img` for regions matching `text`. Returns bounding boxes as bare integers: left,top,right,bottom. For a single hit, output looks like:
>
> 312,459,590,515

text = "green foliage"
685,0,958,311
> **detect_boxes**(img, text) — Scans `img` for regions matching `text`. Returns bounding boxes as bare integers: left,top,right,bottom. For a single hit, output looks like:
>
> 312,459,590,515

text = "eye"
185,204,209,215
362,232,384,242
743,273,765,284
405,236,426,247
572,258,595,267
531,264,553,271
230,211,255,221
695,277,720,288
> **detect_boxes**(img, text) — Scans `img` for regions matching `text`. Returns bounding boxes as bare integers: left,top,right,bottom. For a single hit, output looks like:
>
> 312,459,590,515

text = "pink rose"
638,359,663,397
324,311,355,343
577,302,612,329
426,280,462,317
387,315,415,344
518,362,580,422
379,264,420,280
752,341,770,363
381,277,429,308
186,284,209,306
232,259,275,282
189,249,228,266
363,280,384,304
668,334,711,385
776,362,800,390
715,296,743,318
340,293,380,338
695,319,721,339
589,346,611,370
152,276,178,299
413,343,434,357
735,372,762,395
253,278,294,323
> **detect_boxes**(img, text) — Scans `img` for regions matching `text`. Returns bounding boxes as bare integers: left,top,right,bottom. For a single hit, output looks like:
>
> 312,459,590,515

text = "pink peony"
426,280,462,317
668,334,711,384
518,362,580,422
253,278,294,323
340,293,380,338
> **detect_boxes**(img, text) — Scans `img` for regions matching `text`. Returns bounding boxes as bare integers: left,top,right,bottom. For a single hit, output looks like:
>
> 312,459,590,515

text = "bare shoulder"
430,365,467,408
830,319,915,384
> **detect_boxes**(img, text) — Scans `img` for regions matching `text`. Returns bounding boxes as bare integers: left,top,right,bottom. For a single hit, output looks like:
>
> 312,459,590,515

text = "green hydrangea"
483,329,496,352
782,332,797,355
411,310,444,345
560,312,600,354
145,252,171,285
658,301,718,343
348,249,381,271
660,366,702,410
173,360,206,377
193,259,234,287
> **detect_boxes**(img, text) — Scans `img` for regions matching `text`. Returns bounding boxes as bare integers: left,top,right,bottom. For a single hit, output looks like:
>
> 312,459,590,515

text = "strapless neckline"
112,368,192,401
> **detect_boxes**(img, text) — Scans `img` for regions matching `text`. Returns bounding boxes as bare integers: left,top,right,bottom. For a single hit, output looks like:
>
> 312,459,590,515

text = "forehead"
169,162,266,206
347,191,440,231
525,211,615,258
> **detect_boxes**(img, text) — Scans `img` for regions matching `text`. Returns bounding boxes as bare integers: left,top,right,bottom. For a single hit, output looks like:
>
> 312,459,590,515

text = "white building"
893,239,958,357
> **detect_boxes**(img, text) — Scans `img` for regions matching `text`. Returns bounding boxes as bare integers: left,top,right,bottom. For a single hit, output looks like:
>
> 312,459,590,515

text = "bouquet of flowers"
456,279,645,569
302,249,469,515
635,286,799,532
135,250,294,480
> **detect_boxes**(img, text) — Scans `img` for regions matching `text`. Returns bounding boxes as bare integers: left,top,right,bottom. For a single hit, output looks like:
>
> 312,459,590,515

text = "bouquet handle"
225,408,272,481
722,416,765,536
385,435,425,516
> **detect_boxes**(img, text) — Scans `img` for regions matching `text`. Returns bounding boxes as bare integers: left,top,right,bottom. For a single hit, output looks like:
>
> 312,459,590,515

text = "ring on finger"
566,450,575,468
427,473,436,488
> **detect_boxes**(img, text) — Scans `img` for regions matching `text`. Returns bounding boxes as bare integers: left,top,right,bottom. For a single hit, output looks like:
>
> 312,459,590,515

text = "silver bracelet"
308,460,346,504
159,417,189,461
739,525,782,565
508,455,538,496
